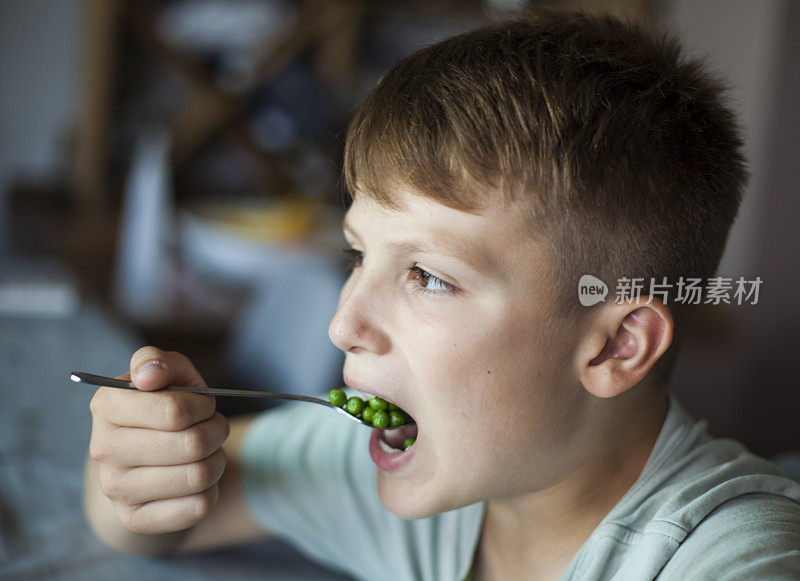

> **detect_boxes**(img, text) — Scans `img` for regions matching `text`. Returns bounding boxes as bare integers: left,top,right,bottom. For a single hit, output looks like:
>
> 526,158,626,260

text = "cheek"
409,310,566,444
406,317,544,419
410,311,547,382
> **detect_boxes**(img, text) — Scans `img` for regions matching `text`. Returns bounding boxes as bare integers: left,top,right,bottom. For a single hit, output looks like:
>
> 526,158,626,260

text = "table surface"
0,301,351,580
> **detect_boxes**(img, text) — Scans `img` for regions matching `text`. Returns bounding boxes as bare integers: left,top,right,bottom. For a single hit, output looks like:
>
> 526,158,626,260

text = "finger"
114,484,219,535
90,412,229,467
129,347,207,392
91,386,216,431
99,448,226,505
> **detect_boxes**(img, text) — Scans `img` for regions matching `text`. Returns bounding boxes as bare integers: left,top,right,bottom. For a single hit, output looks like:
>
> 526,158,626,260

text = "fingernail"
133,359,165,380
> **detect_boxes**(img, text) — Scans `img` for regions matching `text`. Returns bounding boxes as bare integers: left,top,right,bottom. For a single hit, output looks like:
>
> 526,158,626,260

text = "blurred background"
0,0,798,578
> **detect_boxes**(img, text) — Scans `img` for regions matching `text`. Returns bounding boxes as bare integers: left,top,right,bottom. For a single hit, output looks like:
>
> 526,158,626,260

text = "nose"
328,270,390,355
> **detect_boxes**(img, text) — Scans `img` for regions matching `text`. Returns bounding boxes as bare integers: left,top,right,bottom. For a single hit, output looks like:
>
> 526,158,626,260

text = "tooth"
379,438,398,454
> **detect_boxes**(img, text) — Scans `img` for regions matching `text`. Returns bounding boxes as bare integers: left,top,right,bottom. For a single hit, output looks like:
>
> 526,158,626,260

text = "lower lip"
369,429,416,472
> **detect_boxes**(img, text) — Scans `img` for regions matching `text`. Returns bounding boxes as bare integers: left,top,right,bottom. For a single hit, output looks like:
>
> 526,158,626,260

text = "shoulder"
658,493,800,579
586,394,800,579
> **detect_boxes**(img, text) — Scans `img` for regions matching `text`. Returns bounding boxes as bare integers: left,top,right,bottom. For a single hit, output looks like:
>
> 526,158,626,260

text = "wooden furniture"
72,0,367,209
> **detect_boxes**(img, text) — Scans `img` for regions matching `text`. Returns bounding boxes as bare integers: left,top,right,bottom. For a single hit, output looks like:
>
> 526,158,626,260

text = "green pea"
369,397,388,411
389,410,408,427
345,396,366,416
361,406,375,423
403,438,415,450
387,402,398,411
371,410,390,429
329,389,347,408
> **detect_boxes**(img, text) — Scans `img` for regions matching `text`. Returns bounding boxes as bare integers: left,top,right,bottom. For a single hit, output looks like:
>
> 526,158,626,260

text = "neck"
474,391,668,581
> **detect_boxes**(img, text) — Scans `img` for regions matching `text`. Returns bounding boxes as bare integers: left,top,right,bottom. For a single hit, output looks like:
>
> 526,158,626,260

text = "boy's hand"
88,347,230,535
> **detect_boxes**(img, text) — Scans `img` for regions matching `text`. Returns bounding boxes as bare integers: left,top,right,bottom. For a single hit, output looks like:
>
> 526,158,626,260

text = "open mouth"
356,391,418,451
366,399,420,470
379,423,419,452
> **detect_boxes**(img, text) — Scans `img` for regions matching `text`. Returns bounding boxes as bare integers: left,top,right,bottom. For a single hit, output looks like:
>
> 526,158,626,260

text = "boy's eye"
409,266,458,294
342,248,364,270
342,248,459,296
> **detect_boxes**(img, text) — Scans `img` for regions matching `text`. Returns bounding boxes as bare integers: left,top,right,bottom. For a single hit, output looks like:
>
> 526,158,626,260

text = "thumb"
130,347,207,392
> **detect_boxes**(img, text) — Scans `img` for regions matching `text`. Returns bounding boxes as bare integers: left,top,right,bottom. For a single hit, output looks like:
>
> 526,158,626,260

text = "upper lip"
343,374,402,409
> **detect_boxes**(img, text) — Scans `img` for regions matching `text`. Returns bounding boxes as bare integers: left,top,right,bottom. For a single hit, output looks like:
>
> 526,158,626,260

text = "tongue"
381,424,419,450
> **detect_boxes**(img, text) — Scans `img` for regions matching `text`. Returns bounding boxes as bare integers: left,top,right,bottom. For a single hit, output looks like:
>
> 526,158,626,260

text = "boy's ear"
577,299,673,398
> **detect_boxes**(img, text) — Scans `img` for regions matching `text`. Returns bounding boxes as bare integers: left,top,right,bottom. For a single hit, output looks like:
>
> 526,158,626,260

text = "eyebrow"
342,215,499,277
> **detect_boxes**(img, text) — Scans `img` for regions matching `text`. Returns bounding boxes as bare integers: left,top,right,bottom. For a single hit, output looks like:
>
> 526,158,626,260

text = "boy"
84,10,800,580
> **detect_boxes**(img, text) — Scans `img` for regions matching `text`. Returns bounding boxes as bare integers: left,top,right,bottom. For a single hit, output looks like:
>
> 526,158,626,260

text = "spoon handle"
70,371,415,429
69,371,328,404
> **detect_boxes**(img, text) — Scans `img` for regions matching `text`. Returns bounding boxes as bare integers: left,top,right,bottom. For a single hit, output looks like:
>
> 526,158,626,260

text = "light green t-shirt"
241,393,800,580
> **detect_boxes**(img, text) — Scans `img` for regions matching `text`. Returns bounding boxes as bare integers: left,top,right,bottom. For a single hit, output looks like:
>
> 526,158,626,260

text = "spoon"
69,371,414,429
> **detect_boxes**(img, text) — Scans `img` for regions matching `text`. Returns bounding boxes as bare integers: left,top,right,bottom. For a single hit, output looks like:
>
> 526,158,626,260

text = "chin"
376,472,461,520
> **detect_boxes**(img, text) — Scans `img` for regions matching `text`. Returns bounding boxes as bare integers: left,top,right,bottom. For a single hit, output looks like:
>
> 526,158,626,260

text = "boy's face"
329,186,585,519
